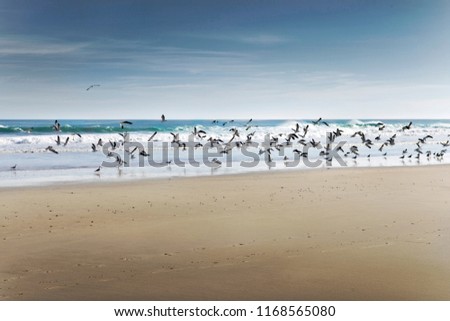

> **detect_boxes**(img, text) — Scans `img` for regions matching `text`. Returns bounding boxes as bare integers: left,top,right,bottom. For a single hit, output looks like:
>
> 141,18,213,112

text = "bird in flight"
86,84,100,91
120,121,133,129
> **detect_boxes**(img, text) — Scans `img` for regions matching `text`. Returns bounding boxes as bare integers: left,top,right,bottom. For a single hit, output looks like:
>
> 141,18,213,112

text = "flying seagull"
120,121,132,129
86,84,100,91
312,117,322,125
148,131,158,142
45,146,59,154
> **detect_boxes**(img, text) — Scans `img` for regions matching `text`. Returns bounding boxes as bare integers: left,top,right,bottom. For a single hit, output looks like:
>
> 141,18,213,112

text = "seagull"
441,140,450,147
192,127,207,139
94,166,101,173
86,84,100,91
148,131,158,142
52,120,61,132
45,146,59,154
120,121,132,129
402,121,413,131
418,135,433,144
63,137,70,146
11,164,17,170
211,158,222,166
312,117,322,125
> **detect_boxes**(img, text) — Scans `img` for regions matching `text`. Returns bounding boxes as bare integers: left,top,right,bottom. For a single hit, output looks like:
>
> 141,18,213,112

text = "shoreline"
1,165,450,300
2,160,450,191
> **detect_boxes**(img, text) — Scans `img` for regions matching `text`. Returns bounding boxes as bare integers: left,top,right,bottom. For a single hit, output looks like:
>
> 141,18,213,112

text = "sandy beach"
1,165,450,300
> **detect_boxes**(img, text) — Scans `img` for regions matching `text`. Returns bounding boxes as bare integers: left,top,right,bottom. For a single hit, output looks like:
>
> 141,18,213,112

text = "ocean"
1,119,449,187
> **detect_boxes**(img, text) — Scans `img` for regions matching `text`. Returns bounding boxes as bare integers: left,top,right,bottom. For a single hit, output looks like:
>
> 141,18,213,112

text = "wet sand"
1,165,450,300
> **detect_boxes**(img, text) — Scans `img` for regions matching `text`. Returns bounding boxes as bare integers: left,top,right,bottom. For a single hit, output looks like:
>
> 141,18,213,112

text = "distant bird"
94,166,101,173
402,121,413,131
52,120,61,132
418,135,433,144
192,127,206,139
312,117,322,125
161,114,166,122
441,140,450,147
86,84,100,91
11,164,17,170
246,118,253,125
211,158,222,166
45,146,59,154
148,131,158,142
120,121,132,129
63,137,70,146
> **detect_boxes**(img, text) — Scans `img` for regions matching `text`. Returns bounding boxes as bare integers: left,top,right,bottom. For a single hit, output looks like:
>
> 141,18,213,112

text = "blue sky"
0,0,449,119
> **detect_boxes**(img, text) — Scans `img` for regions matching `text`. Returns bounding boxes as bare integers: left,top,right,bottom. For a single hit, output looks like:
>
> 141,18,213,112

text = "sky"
0,0,449,119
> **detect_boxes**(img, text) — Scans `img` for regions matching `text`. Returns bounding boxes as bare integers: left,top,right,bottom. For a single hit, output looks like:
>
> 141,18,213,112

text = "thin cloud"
237,34,289,45
0,37,87,55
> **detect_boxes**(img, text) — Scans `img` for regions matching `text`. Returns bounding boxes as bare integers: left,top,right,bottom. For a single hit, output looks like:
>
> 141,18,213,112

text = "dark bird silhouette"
45,146,59,154
52,120,61,132
441,140,450,147
148,131,158,142
312,117,322,125
86,84,100,91
402,121,413,131
120,121,132,129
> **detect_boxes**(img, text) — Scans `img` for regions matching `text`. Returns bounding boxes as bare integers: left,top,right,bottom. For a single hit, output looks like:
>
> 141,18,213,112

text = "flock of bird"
9,116,450,173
